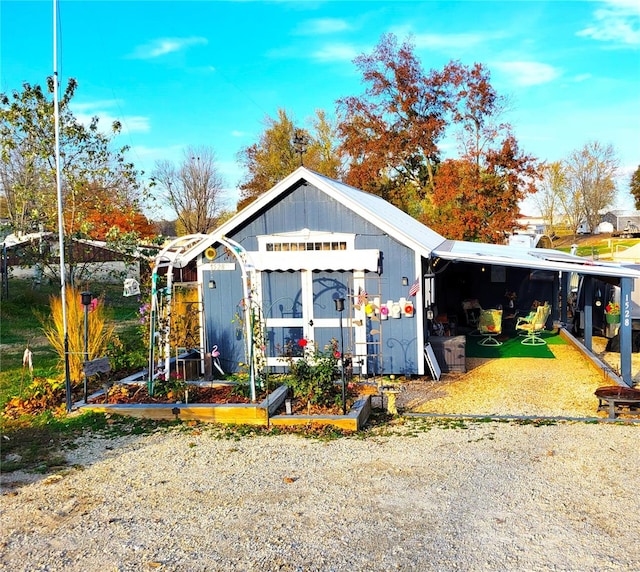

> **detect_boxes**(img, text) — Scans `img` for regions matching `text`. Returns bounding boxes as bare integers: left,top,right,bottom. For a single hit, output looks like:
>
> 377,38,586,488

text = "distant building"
602,210,640,232
516,214,547,235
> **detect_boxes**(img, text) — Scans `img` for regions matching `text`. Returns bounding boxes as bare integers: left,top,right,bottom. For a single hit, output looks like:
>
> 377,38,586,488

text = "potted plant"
605,301,621,324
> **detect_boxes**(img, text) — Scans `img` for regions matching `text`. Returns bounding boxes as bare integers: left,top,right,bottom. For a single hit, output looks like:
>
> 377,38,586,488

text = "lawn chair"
477,309,503,346
516,303,551,345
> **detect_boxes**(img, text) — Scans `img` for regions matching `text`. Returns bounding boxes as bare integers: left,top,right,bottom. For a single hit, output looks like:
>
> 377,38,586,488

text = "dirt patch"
284,395,358,416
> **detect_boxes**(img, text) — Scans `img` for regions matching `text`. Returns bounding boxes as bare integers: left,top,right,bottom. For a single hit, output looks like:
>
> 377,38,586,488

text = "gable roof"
606,210,640,217
189,166,446,262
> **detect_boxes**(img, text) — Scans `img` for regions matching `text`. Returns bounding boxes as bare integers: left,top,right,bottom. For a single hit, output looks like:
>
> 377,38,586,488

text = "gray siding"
204,182,425,375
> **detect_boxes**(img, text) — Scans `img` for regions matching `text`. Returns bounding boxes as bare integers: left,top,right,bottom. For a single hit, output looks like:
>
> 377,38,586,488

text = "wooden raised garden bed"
77,371,372,430
78,382,289,425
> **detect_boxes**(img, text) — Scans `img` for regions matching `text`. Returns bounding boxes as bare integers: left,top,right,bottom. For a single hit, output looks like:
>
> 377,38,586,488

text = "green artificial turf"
465,331,565,359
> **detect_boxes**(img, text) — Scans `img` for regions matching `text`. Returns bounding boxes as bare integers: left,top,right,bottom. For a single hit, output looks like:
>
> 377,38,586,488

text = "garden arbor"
147,234,261,400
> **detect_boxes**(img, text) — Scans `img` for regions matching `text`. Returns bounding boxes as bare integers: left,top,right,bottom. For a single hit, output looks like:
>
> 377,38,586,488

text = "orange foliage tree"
429,136,540,242
337,34,541,240
337,34,448,212
79,182,155,240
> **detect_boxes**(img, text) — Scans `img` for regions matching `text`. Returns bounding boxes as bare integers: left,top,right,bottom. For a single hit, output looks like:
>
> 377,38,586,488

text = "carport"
431,239,640,387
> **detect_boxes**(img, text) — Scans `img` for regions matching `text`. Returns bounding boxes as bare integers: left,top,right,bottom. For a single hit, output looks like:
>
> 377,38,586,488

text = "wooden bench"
594,385,640,419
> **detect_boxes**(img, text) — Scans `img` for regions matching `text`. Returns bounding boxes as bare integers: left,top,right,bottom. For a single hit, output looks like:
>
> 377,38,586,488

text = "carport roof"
432,239,640,280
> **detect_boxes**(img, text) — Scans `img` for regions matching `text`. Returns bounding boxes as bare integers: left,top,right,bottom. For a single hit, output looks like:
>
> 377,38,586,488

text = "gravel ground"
1,420,639,572
397,335,639,419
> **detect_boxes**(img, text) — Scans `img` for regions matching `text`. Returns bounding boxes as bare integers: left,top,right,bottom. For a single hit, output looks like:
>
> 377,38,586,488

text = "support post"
620,277,633,386
560,272,569,325
335,297,346,415
583,276,593,351
81,291,92,403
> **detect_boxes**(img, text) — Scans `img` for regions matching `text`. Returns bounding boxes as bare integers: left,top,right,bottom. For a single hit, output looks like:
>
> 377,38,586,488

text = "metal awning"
432,239,640,279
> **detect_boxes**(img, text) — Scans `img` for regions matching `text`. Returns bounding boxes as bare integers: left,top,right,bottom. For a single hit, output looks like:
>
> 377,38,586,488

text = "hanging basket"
605,313,621,324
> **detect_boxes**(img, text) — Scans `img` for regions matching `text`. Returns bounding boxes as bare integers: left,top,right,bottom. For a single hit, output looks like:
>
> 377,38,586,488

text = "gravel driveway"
1,419,639,571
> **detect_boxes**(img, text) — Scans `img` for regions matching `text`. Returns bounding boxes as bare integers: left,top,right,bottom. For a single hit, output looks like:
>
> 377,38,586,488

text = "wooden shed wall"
202,182,425,375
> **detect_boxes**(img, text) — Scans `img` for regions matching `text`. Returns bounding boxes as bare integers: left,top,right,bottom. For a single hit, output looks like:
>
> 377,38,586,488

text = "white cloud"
294,18,350,35
387,24,506,52
493,61,561,87
600,0,640,17
129,37,208,59
231,130,247,137
577,0,640,46
311,43,359,62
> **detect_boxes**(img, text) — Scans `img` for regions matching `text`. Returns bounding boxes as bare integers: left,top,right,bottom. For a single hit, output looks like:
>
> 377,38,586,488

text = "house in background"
1,232,145,294
602,210,640,233
515,213,547,235
151,167,640,386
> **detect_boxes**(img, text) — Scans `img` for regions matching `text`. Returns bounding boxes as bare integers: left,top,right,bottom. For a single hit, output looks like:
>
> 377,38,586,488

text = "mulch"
90,384,258,405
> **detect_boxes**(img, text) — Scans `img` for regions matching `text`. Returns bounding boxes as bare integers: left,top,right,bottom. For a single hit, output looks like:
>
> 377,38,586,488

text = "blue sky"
2,0,639,219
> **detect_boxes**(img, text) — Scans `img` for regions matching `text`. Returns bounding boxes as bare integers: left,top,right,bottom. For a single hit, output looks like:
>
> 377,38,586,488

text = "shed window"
265,241,346,252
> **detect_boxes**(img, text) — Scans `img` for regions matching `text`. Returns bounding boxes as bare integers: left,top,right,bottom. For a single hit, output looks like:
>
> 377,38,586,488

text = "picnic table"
594,385,640,419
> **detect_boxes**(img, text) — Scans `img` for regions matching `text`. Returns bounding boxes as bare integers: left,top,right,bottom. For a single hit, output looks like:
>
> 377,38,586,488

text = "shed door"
262,270,350,368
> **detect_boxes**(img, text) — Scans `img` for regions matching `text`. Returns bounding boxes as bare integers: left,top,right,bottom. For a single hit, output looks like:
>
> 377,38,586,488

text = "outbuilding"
149,167,639,389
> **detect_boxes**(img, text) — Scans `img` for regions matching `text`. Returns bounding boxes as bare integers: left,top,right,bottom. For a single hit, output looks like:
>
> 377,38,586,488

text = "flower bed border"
76,371,372,430
270,395,372,431
76,370,288,425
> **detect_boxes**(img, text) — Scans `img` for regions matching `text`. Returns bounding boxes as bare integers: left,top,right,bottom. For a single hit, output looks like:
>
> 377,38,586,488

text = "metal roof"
165,167,640,281
433,239,640,279
309,170,446,254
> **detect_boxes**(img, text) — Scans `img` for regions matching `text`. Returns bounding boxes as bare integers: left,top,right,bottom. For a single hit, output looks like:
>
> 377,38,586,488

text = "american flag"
408,277,420,297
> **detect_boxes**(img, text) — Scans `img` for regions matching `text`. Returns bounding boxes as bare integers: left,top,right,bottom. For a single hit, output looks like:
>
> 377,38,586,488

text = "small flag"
408,277,420,297
357,287,368,305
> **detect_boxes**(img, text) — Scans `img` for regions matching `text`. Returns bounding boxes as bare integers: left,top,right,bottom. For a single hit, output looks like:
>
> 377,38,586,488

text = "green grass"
0,279,145,407
1,282,62,406
0,282,58,344
555,237,640,258
0,411,175,473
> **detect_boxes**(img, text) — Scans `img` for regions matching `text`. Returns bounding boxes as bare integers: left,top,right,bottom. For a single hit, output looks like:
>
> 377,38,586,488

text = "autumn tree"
429,61,539,241
81,180,155,240
152,146,229,235
236,108,343,210
564,141,619,235
430,135,539,242
534,161,567,234
0,79,152,282
630,165,640,209
337,34,539,238
337,34,449,215
556,168,584,237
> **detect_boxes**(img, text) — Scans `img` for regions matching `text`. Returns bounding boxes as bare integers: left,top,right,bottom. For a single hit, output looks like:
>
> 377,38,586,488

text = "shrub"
284,338,341,408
